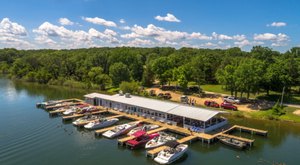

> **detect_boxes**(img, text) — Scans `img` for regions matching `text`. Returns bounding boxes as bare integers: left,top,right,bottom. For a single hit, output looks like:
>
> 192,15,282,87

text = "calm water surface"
0,78,299,165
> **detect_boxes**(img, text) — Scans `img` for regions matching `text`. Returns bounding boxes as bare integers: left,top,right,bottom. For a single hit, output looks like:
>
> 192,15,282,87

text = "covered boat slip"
84,93,228,133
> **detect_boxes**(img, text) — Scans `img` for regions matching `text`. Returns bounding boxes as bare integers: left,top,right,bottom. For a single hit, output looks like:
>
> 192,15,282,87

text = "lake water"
0,77,299,165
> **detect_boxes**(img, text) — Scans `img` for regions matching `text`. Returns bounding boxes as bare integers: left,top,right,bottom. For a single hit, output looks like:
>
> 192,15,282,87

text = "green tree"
109,62,130,86
119,81,140,94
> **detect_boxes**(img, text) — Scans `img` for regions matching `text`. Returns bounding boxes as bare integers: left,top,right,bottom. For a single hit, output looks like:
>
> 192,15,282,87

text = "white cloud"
120,26,131,30
88,28,119,43
0,18,31,49
212,32,246,41
155,13,181,22
127,38,154,46
267,22,287,27
253,33,289,47
119,19,125,24
82,17,117,27
189,32,212,40
0,18,27,36
234,39,264,48
58,18,74,26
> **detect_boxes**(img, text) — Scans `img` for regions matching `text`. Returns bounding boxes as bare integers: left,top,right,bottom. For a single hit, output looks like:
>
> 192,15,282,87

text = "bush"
119,81,140,94
272,101,286,116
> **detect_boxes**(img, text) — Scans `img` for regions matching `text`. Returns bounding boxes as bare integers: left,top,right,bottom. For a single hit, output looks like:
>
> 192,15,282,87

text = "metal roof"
85,93,221,121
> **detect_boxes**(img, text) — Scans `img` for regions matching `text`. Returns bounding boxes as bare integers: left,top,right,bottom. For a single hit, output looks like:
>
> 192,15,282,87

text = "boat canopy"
165,140,180,148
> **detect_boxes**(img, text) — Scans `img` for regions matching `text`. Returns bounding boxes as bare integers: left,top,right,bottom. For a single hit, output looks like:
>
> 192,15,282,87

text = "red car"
221,102,237,110
204,100,220,108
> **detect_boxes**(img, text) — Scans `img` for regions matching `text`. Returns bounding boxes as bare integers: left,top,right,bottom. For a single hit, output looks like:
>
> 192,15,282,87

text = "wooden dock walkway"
218,133,255,146
62,110,106,121
233,125,268,136
49,109,66,115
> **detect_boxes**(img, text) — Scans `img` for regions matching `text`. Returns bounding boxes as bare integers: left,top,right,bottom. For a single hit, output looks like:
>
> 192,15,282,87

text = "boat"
36,100,59,108
62,107,78,115
126,132,160,149
102,121,140,138
127,124,159,136
145,132,177,149
154,141,188,164
217,136,247,149
84,118,119,129
72,115,100,126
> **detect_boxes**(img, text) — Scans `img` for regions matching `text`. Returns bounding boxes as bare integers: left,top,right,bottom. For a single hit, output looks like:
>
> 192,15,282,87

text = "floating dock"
45,102,83,111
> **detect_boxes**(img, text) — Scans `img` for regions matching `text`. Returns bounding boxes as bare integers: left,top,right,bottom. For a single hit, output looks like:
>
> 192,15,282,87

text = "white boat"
145,132,177,149
72,115,99,126
84,118,119,129
127,124,159,136
154,141,188,164
36,100,59,108
102,121,140,138
62,107,77,115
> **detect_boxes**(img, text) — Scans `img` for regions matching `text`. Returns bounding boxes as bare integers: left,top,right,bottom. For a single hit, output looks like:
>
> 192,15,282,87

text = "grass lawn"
201,84,300,104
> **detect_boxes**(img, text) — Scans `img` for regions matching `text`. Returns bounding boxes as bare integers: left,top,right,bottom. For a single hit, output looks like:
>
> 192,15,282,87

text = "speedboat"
126,132,159,149
154,141,188,164
145,132,177,149
102,121,140,138
127,124,159,136
84,118,119,129
217,136,247,149
72,115,99,126
36,100,60,108
77,106,98,114
62,107,77,115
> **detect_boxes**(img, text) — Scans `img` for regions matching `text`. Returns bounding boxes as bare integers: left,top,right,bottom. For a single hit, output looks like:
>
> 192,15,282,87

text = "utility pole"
280,86,285,107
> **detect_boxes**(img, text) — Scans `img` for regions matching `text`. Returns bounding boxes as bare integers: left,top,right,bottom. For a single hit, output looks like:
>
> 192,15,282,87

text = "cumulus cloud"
82,17,117,27
0,18,27,36
234,39,264,48
58,18,74,26
119,19,125,24
267,22,287,27
155,13,181,22
253,33,288,47
212,32,246,41
0,18,32,49
126,38,154,46
189,32,212,40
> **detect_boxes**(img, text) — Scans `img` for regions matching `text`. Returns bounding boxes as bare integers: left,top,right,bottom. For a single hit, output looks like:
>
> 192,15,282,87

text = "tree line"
0,46,299,98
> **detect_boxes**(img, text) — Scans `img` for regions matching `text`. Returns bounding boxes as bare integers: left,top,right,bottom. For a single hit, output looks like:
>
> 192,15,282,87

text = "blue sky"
0,0,299,52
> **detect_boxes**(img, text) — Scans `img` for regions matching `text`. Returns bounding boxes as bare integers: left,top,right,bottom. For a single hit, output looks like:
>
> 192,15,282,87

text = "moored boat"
72,115,100,126
154,141,188,164
217,136,247,149
127,124,159,136
62,107,78,115
84,118,119,129
126,132,159,149
145,132,177,149
102,121,140,138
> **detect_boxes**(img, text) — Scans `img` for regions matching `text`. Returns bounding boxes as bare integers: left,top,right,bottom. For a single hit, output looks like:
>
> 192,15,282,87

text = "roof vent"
125,93,131,98
119,90,124,96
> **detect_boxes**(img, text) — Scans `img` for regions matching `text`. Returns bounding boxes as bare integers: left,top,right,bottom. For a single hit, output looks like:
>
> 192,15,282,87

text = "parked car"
223,96,241,104
164,93,172,99
221,102,237,110
157,93,164,98
180,95,189,104
149,90,156,96
204,100,220,108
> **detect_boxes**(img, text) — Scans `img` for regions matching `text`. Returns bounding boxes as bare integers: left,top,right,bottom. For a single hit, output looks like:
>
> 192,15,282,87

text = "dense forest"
0,46,300,98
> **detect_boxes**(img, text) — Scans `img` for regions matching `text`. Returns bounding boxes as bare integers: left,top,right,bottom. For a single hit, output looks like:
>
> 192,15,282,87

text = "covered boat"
72,115,100,126
217,136,247,150
127,124,159,136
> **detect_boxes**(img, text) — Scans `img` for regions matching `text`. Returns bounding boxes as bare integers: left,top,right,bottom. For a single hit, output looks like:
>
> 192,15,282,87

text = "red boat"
126,132,160,149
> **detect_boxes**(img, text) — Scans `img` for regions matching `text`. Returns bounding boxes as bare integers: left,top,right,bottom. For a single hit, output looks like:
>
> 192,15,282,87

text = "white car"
223,96,241,104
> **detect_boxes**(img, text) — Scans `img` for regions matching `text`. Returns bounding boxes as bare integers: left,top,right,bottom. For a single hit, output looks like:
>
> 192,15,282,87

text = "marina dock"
94,121,140,136
45,102,83,110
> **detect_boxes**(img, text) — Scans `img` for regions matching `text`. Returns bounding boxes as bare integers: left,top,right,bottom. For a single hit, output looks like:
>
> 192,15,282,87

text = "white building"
84,92,228,133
